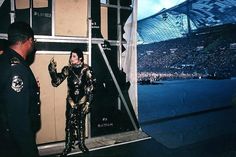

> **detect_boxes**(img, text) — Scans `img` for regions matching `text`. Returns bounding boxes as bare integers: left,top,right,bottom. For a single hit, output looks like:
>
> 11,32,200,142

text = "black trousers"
65,102,87,147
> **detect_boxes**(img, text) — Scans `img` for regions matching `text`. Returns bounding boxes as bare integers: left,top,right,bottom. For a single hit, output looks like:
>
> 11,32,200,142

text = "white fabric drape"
122,0,138,115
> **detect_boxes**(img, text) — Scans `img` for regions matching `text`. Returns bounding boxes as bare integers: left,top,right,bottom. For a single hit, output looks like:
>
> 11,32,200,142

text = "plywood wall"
31,53,69,144
101,6,108,39
16,0,48,9
15,0,29,9
55,0,88,37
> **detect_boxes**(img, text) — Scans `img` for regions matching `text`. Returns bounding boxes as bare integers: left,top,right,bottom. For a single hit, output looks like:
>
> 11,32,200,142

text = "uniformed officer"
0,22,40,157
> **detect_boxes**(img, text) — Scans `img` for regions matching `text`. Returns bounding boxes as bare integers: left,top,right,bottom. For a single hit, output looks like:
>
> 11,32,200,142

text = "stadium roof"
137,0,236,44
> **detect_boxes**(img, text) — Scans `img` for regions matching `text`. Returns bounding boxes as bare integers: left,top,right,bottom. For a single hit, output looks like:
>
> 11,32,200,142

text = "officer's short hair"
7,21,34,46
70,48,84,62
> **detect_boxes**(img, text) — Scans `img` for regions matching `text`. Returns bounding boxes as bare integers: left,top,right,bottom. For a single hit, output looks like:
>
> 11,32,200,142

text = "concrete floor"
41,133,236,157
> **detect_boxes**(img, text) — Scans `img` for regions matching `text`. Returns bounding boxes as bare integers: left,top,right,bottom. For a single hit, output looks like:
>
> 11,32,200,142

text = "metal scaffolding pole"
98,44,138,131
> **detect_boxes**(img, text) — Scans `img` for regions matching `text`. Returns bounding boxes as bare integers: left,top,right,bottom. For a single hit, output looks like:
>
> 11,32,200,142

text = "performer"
48,48,95,156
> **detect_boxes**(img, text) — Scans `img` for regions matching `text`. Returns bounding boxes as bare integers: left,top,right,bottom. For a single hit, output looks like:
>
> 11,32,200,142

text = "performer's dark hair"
70,48,84,62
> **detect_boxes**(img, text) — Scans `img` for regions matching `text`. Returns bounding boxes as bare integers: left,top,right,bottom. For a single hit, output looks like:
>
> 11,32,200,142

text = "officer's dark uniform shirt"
0,48,40,157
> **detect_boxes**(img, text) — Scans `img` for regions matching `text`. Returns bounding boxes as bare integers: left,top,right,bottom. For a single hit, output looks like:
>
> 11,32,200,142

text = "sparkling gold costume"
48,57,95,156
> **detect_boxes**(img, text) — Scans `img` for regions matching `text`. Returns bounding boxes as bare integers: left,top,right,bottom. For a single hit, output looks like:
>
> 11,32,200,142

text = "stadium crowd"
137,24,236,82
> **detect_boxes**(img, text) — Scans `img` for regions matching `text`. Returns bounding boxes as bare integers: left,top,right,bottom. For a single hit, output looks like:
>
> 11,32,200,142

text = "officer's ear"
27,37,35,44
18,38,30,46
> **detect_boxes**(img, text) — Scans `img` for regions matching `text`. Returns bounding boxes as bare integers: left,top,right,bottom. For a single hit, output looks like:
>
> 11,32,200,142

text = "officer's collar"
7,48,28,66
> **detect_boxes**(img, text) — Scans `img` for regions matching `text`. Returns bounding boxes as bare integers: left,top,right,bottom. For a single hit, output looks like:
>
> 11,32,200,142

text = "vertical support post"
117,0,122,110
29,0,33,27
10,0,15,23
88,20,92,66
51,0,55,36
117,0,122,69
88,19,92,66
88,0,92,66
87,0,92,139
117,24,122,110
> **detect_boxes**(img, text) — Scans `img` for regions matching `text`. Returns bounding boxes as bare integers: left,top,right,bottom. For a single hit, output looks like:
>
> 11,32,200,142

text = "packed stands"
137,0,236,81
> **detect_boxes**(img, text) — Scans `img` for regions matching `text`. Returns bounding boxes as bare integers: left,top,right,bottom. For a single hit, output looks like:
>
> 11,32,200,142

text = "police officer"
0,22,40,157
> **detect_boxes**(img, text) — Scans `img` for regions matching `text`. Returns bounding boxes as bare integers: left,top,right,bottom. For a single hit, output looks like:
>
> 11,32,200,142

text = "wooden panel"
33,0,48,8
101,6,108,39
55,0,88,37
31,54,57,144
16,0,48,9
31,53,69,144
16,0,29,9
53,55,68,141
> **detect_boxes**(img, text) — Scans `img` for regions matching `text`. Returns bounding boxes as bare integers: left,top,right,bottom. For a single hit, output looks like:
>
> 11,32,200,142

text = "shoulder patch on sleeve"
10,57,21,66
11,76,24,92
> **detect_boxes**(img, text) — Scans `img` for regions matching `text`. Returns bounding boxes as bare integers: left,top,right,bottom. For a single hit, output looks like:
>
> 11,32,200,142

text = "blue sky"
138,0,186,20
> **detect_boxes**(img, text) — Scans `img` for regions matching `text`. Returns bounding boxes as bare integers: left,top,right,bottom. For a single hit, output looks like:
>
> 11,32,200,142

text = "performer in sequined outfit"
48,48,96,156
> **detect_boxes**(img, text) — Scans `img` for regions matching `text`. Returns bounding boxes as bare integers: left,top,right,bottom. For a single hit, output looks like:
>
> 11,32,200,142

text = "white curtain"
121,0,138,115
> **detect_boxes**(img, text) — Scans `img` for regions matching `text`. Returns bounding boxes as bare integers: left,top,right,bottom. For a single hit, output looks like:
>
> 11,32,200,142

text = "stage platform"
39,130,150,156
40,131,236,157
